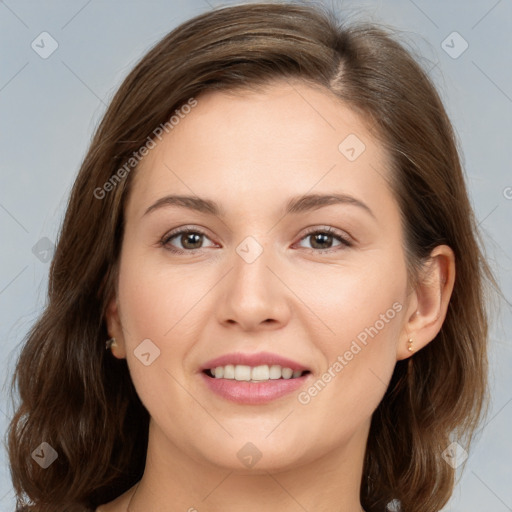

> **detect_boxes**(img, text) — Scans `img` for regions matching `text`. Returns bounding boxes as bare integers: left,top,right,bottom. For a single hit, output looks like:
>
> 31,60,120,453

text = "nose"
215,238,292,332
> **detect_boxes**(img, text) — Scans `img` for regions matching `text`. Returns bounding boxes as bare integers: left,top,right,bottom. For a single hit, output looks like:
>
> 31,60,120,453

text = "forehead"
126,80,394,220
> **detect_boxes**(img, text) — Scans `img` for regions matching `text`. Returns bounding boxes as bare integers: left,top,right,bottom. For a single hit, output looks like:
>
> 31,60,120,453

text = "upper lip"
200,351,310,372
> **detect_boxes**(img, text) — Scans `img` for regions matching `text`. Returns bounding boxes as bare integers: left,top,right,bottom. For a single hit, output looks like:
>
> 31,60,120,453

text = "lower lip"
200,371,310,405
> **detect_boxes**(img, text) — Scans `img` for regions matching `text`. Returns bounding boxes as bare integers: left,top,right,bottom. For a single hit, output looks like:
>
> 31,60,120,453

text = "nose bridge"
217,234,290,329
231,234,276,301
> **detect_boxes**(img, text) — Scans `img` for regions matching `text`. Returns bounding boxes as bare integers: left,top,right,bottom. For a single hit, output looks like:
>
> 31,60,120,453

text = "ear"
105,293,127,359
397,244,456,360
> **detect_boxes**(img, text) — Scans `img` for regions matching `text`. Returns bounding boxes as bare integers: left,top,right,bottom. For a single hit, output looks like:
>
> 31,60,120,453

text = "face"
107,81,413,472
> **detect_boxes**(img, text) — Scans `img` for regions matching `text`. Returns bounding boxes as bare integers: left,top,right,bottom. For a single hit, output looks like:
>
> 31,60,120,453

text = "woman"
7,2,496,511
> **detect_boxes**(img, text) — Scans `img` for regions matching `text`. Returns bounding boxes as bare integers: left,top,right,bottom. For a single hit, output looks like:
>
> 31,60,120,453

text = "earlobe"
397,245,455,360
105,295,127,359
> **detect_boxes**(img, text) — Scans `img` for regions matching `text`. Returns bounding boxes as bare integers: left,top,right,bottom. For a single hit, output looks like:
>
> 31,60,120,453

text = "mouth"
199,357,313,404
202,365,311,382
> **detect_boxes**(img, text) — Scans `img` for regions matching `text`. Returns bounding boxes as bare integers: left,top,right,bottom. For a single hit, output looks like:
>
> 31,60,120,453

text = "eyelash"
160,225,353,255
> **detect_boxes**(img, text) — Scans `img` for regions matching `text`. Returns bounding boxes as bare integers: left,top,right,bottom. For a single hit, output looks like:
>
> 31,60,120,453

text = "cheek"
116,247,219,398
294,253,405,417
297,318,400,447
115,265,195,418
117,247,208,341
296,249,406,347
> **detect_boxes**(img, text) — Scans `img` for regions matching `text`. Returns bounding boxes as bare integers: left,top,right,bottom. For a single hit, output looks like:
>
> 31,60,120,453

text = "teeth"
281,367,293,379
251,365,269,381
269,365,282,379
234,365,251,381
223,364,235,379
211,364,305,381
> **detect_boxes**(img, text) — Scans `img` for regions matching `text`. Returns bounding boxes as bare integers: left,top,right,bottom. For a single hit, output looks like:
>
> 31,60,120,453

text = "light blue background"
1,1,511,510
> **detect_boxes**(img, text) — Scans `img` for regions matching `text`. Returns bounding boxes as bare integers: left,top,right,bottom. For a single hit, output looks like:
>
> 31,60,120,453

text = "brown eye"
161,228,215,254
297,227,352,253
309,232,335,250
177,232,203,250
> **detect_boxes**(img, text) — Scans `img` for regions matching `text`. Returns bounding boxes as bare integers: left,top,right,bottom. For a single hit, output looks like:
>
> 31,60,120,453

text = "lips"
198,352,312,404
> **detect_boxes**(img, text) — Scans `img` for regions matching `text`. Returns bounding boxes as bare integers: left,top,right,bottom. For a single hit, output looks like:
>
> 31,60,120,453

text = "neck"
127,419,369,512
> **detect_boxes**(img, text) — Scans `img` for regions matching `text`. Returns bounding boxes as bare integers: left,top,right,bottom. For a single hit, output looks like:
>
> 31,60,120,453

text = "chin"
192,435,312,473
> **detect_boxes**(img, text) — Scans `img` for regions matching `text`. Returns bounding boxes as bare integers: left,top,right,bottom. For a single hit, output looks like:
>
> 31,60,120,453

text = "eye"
296,226,352,253
160,225,352,255
160,227,216,254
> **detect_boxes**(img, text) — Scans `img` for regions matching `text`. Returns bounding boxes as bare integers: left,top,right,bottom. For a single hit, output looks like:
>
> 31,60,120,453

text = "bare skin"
99,80,455,512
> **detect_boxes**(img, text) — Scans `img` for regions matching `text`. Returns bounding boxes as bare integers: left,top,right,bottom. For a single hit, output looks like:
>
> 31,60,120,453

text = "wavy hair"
7,2,496,511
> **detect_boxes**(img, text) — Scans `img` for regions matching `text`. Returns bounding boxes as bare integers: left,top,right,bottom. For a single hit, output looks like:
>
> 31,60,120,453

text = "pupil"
311,233,331,249
183,233,202,249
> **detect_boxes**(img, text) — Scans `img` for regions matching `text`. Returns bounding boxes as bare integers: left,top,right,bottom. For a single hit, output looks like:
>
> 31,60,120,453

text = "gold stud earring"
106,337,117,350
407,338,414,352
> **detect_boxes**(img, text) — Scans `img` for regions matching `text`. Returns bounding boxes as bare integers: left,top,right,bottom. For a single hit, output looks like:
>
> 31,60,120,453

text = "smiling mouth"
202,365,311,383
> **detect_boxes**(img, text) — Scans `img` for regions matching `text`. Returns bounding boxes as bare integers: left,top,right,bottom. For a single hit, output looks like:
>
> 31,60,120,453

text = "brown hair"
7,2,497,511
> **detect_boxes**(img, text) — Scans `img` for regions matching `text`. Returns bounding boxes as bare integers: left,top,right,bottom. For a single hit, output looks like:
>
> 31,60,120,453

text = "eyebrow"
142,193,376,220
